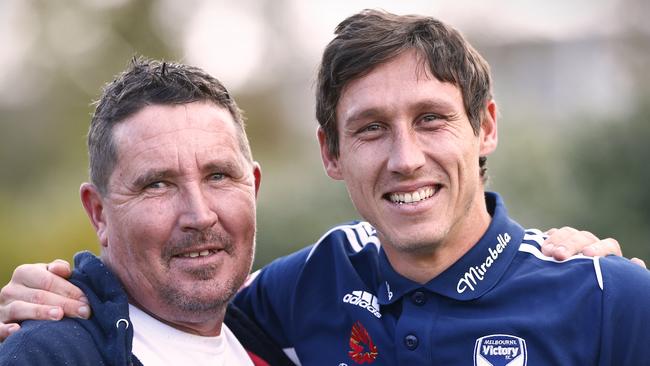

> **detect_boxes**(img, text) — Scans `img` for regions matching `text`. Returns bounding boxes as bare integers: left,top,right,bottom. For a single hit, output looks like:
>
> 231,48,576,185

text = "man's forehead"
111,103,244,169
336,58,463,123
113,102,237,142
340,50,442,88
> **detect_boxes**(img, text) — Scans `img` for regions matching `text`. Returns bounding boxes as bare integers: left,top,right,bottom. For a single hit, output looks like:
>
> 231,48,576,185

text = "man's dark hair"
316,9,492,179
88,57,252,195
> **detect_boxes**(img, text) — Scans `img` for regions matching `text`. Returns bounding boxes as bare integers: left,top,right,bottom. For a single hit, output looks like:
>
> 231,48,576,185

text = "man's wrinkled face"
90,102,259,334
319,50,496,257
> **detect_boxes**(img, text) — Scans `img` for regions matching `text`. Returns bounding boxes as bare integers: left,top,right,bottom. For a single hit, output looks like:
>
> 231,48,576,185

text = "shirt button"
404,334,419,350
411,291,426,305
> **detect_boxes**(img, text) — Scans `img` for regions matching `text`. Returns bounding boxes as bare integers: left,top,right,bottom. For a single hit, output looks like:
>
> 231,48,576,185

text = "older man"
0,59,292,365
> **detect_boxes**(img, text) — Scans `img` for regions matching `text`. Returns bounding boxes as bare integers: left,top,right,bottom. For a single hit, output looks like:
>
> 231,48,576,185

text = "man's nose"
386,128,426,176
179,185,218,232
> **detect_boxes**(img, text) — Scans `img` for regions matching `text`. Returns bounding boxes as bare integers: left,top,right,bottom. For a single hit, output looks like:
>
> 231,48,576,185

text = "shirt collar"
377,192,524,304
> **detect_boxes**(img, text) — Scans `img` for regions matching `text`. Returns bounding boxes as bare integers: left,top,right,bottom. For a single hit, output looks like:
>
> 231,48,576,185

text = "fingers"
12,262,85,301
0,299,64,322
580,238,622,258
545,227,558,236
542,227,620,261
542,226,596,260
0,322,20,342
0,285,90,322
0,262,91,323
631,257,647,269
542,227,646,269
45,259,73,279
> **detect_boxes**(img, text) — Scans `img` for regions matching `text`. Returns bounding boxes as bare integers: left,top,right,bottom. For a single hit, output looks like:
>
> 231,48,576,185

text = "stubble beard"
158,229,253,314
159,274,240,313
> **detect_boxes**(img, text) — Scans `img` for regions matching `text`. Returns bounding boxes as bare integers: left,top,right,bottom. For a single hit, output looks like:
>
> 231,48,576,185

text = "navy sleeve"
0,320,104,365
598,256,650,365
233,245,313,350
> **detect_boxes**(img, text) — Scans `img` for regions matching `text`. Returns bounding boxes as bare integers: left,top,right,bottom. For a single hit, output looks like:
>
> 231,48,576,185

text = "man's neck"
383,194,492,284
128,300,226,337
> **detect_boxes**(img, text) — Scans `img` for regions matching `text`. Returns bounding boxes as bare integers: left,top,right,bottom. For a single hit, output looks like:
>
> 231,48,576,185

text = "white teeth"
181,250,212,258
412,191,421,201
389,186,436,204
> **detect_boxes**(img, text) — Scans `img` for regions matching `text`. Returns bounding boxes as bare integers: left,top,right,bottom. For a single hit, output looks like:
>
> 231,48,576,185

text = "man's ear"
479,100,498,156
252,162,262,197
80,183,108,248
317,127,343,180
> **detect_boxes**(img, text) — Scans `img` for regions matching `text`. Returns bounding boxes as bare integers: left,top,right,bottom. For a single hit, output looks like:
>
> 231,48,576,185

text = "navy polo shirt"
234,192,650,365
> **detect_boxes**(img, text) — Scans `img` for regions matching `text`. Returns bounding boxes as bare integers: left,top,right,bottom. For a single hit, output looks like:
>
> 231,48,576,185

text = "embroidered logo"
343,290,381,318
348,321,378,364
457,233,512,293
474,334,527,366
385,281,393,301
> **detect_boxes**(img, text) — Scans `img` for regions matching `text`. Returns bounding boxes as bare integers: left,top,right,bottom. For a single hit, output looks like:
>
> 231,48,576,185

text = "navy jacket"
0,252,293,366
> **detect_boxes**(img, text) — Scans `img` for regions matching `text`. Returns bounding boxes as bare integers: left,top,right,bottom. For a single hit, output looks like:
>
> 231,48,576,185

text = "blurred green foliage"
492,97,650,262
565,99,650,261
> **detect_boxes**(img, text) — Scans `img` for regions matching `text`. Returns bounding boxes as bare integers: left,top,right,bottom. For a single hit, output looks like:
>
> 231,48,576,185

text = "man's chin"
380,228,445,254
159,281,238,313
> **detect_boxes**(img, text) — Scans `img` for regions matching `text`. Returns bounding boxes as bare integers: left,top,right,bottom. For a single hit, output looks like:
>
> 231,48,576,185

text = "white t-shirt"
128,304,254,366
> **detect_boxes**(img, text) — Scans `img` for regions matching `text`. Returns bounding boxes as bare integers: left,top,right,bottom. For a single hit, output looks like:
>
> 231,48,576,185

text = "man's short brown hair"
88,57,251,195
316,9,492,178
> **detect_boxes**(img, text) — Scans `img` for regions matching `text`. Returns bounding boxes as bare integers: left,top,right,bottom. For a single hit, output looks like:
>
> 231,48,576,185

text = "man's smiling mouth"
385,184,442,204
177,249,219,258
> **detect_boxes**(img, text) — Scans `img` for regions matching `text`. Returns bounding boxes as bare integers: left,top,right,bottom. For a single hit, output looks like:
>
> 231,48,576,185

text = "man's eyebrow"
410,98,457,113
132,169,175,188
342,107,384,127
202,156,246,171
202,160,247,178
202,161,234,172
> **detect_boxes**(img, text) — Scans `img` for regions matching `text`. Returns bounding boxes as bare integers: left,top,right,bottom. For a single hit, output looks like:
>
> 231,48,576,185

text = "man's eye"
209,173,225,181
358,123,384,134
145,181,167,190
421,114,442,123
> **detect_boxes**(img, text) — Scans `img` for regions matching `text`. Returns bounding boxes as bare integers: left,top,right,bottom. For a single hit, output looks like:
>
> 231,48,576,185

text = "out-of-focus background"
1,0,649,285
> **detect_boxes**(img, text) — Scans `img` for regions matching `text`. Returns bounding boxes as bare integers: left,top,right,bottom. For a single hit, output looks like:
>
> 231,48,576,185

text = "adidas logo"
343,291,381,318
